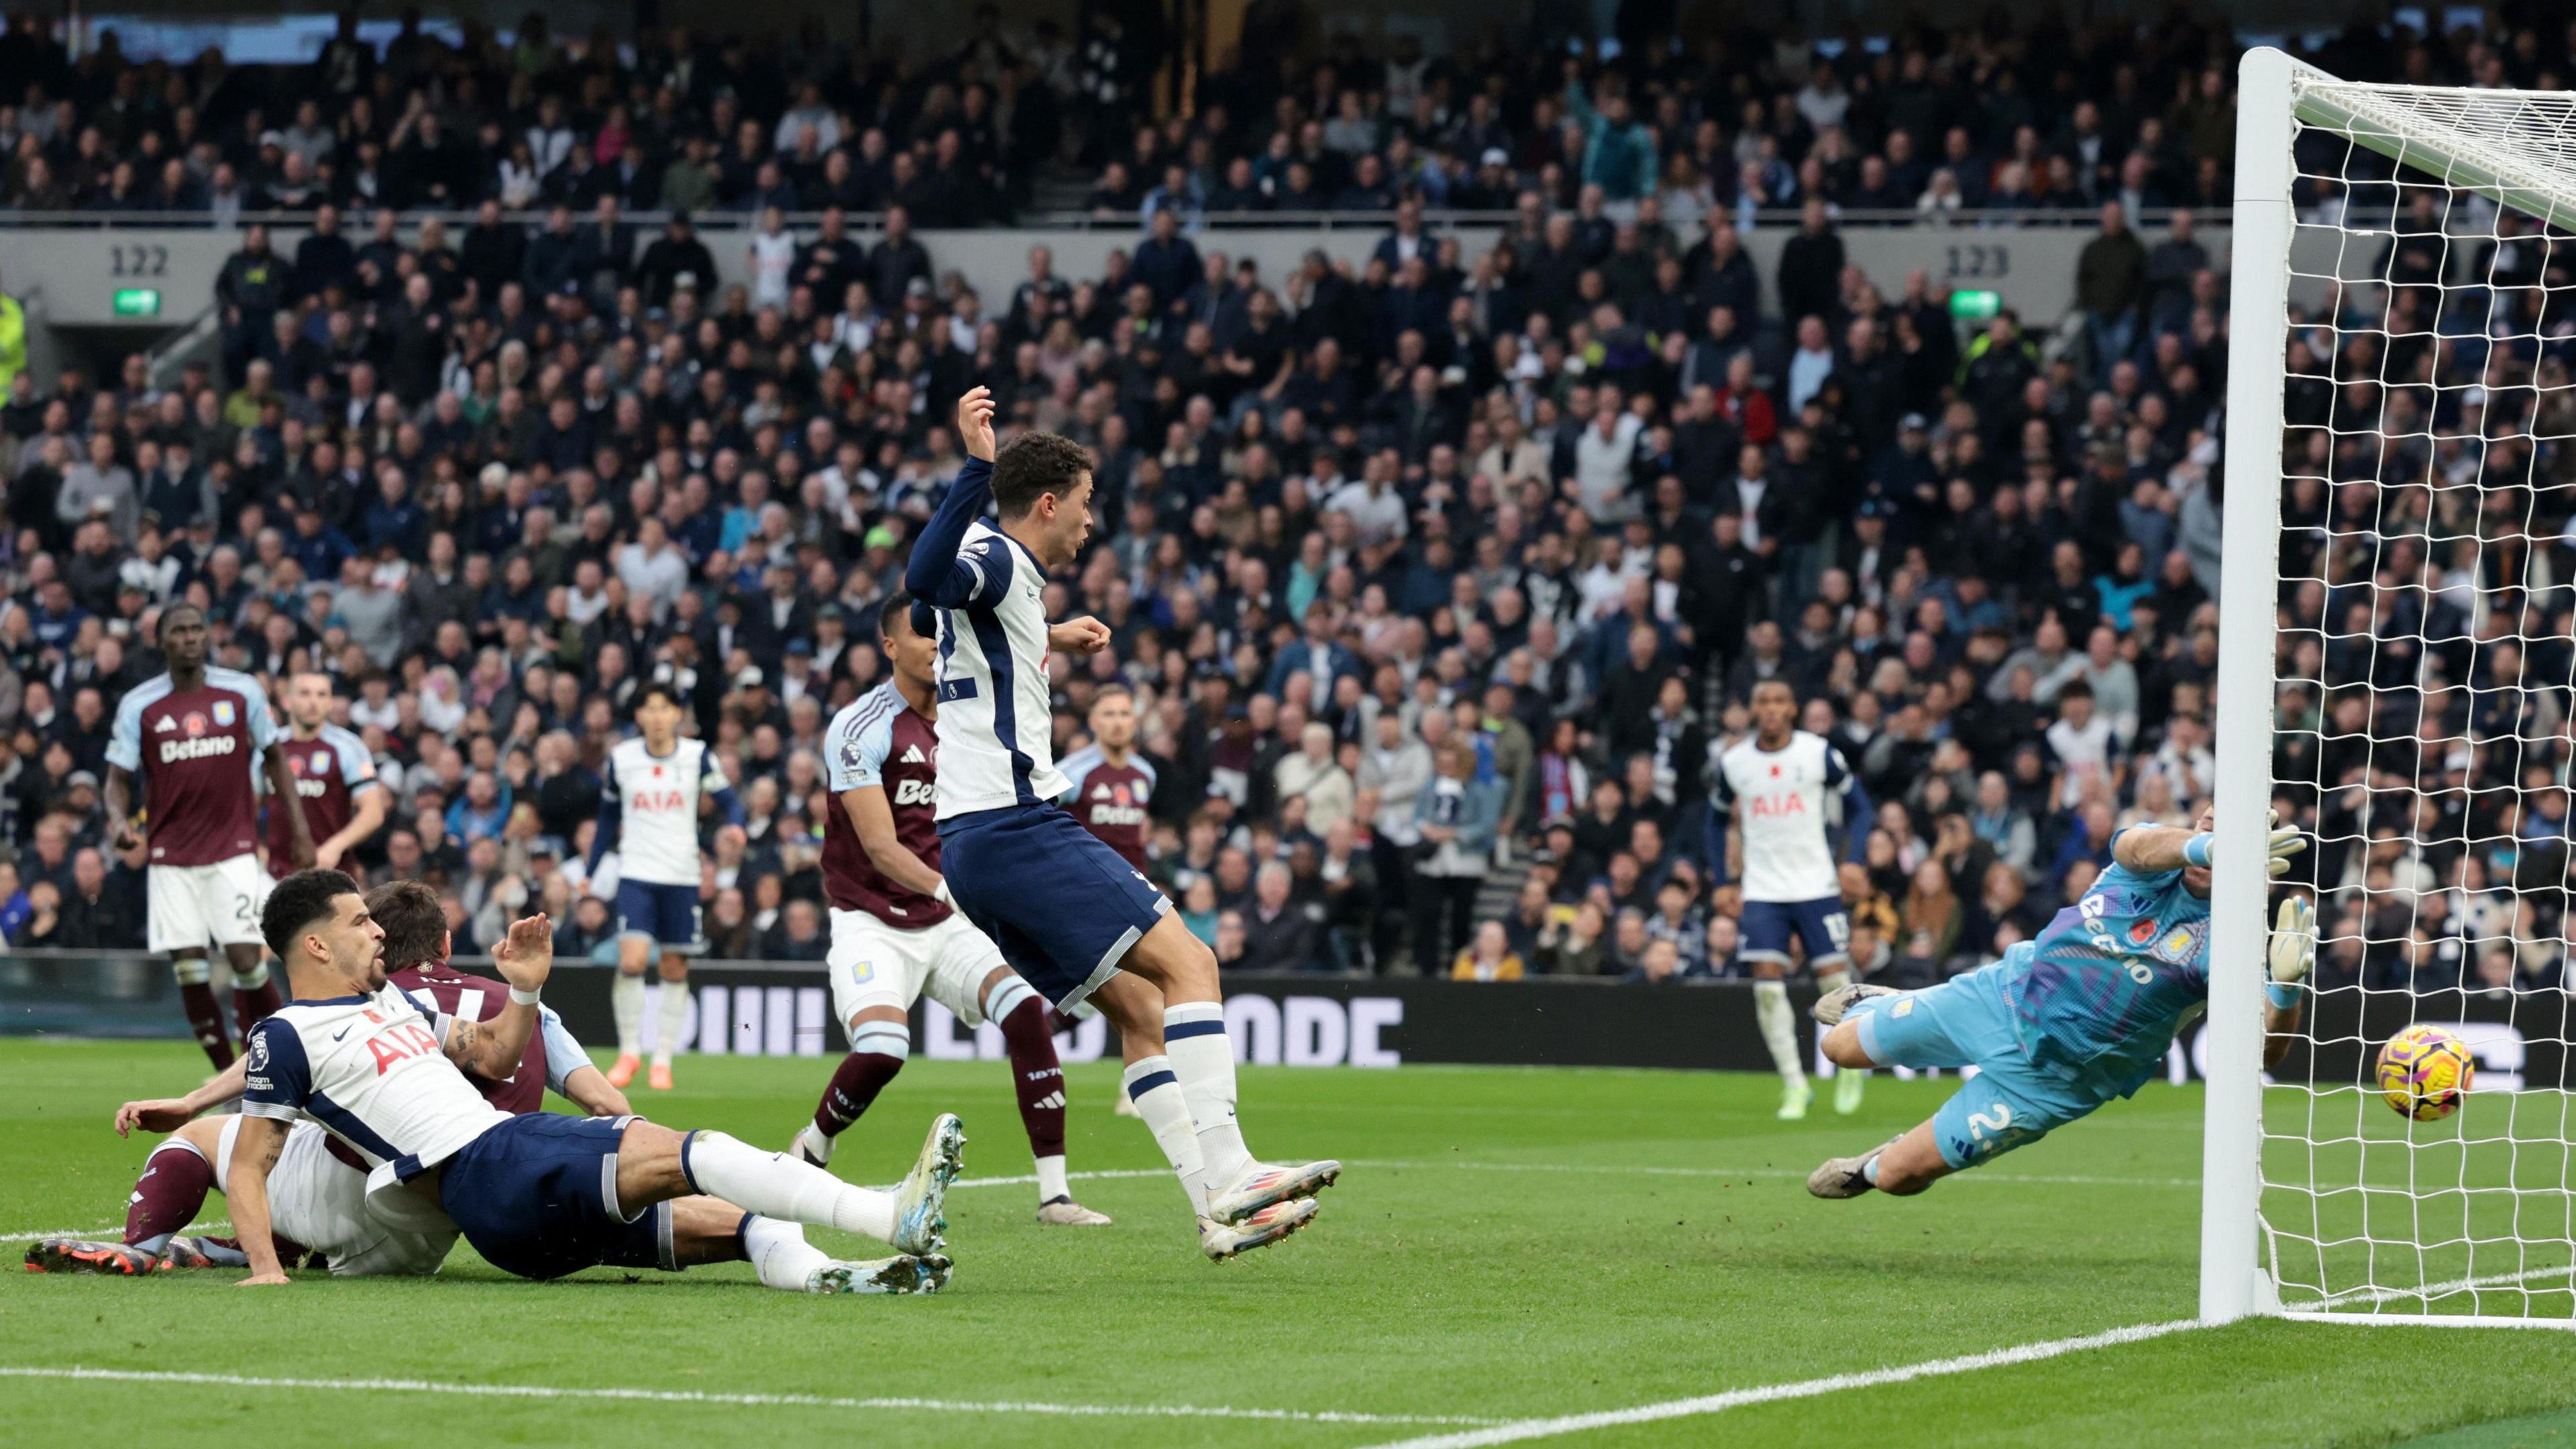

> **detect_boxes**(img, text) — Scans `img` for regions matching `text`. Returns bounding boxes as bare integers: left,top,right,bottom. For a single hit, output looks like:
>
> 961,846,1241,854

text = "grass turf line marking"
1346,1319,2204,1449
2324,1264,2575,1307
2277,1258,2576,1315
1338,1159,2201,1190
0,1222,176,1244
918,1163,2194,1192
0,1367,1503,1426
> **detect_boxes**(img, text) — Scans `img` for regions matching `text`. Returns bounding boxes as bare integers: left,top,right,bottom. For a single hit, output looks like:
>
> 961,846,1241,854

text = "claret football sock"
124,1140,214,1254
812,1025,909,1140
174,957,233,1070
992,983,1069,1189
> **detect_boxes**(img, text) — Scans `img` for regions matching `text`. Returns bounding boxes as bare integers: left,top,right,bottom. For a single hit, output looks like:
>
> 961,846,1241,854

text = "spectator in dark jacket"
1238,861,1320,971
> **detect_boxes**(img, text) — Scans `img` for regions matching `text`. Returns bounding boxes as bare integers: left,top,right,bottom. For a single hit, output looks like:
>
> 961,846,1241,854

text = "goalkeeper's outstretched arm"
2115,811,2306,879
2112,824,2199,874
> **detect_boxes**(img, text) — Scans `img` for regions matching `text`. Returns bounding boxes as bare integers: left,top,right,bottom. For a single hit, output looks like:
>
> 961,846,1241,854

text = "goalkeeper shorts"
1849,962,2106,1169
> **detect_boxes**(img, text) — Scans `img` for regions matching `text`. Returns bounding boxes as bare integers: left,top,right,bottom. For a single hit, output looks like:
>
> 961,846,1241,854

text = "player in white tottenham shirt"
228,869,959,1292
586,682,744,1093
1706,679,1876,1121
904,386,1340,1261
794,592,1110,1227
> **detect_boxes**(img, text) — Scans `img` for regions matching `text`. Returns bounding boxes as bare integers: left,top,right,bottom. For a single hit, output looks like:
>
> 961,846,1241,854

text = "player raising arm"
105,603,315,1070
793,591,1110,1226
224,869,961,1293
904,386,1338,1261
30,881,628,1278
1805,810,2309,1199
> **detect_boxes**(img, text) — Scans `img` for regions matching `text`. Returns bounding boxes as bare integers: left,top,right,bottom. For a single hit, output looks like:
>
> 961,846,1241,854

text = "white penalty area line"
1348,1319,2205,1449
0,1367,1503,1427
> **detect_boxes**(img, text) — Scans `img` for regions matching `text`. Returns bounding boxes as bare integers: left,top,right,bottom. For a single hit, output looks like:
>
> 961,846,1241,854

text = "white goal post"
2207,47,2576,1328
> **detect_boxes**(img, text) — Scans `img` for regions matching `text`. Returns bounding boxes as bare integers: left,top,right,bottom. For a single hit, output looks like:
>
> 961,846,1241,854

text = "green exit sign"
1949,288,2002,321
111,288,161,317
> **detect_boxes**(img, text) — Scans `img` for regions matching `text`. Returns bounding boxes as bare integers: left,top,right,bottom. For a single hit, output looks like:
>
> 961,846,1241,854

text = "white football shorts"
147,853,272,955
827,908,1009,1029
217,1116,455,1277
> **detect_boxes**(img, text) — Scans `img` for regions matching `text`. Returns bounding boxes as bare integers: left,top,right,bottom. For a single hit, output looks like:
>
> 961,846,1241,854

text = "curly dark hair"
262,868,362,962
990,431,1093,519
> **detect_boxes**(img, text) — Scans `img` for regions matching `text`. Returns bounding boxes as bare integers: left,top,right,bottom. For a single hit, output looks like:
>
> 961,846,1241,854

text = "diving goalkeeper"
1806,810,2310,1198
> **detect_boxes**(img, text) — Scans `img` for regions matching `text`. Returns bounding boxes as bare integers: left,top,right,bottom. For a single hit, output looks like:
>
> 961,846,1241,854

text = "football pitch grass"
3,1040,2575,1447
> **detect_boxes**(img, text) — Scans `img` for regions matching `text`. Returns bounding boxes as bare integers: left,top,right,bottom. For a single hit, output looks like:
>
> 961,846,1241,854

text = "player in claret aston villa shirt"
105,604,315,1069
266,672,390,878
1058,683,1158,874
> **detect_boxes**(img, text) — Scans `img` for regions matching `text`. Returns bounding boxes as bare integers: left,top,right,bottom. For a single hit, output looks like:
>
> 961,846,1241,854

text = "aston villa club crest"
211,700,236,727
2149,920,2208,965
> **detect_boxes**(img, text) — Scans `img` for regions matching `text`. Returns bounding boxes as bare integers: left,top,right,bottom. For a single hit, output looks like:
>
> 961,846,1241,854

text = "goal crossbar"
2291,67,2576,229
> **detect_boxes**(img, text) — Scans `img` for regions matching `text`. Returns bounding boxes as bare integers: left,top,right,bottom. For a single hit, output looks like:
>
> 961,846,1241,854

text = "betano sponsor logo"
158,735,239,763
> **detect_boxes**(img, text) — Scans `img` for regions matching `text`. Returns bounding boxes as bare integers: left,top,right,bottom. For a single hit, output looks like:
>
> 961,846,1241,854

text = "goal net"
2211,50,2576,1328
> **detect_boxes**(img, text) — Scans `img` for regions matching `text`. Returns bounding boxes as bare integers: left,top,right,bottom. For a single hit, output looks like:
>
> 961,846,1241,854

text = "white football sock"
653,973,692,1066
740,1214,833,1290
681,1131,897,1243
1122,1055,1210,1216
1034,1155,1070,1204
1754,979,1805,1088
1163,1002,1254,1188
612,971,645,1057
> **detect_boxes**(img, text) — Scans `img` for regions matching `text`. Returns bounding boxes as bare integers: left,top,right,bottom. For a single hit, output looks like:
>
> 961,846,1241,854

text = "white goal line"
0,1366,1503,1427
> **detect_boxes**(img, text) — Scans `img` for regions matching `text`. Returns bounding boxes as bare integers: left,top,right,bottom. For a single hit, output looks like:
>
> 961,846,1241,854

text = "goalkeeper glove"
2266,895,2315,1010
2182,808,2307,878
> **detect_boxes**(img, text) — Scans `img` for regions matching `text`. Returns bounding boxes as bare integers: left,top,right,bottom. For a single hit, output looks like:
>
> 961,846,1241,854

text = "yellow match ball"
2376,1024,2475,1122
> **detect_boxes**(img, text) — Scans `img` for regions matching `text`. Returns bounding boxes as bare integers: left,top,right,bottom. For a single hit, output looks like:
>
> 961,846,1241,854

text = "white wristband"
509,986,542,1006
933,878,955,906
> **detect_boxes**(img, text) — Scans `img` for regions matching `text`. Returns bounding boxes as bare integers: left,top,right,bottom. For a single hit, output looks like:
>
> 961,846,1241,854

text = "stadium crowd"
0,13,2570,999
0,9,2440,225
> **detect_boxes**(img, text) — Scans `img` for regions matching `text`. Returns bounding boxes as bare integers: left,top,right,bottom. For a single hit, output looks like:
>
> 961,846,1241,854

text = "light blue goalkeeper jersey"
1998,838,2212,1099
